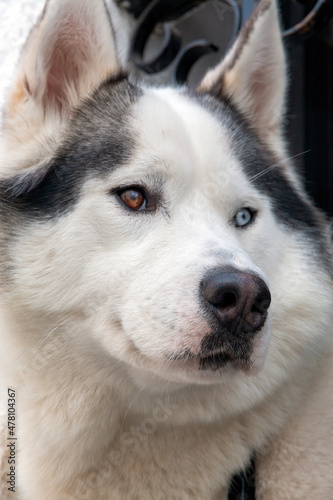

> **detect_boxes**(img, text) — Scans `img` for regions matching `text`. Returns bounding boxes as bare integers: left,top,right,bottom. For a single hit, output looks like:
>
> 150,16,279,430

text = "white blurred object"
0,0,44,105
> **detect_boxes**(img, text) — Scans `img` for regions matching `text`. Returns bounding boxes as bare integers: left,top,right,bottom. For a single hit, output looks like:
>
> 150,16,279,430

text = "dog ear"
197,0,286,141
3,0,124,148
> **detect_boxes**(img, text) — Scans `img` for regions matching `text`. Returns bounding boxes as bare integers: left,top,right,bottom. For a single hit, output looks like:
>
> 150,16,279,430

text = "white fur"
1,0,332,499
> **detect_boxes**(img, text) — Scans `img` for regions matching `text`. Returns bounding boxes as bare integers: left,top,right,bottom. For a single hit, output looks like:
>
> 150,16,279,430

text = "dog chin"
128,355,265,393
126,343,269,391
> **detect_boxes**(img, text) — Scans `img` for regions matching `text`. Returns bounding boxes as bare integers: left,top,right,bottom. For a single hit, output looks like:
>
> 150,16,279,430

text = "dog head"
0,0,331,396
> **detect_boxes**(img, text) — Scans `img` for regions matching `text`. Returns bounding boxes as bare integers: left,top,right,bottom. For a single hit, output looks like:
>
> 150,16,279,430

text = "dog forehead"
135,87,222,138
132,87,240,179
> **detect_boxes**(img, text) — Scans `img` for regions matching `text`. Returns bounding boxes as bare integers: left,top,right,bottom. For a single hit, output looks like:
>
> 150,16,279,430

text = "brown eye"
119,188,146,211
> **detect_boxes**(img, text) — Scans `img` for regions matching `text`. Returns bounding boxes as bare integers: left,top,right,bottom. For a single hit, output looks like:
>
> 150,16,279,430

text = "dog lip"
199,350,234,371
167,347,252,372
197,347,252,371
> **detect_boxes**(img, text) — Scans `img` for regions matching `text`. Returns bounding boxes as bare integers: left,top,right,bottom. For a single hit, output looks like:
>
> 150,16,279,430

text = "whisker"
120,381,149,434
249,150,311,183
32,316,70,349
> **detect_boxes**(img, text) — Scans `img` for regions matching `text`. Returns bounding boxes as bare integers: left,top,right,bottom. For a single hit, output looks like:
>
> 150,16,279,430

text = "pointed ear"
4,0,123,147
197,0,286,139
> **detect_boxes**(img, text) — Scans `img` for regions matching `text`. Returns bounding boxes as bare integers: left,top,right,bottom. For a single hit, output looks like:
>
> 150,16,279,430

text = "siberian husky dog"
0,0,332,498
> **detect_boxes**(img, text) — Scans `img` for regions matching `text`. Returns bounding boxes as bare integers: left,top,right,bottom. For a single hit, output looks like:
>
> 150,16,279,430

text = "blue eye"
235,208,254,228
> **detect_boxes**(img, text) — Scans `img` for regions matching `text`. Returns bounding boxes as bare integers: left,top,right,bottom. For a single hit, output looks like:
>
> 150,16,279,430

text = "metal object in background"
172,0,241,84
172,40,218,85
130,0,241,81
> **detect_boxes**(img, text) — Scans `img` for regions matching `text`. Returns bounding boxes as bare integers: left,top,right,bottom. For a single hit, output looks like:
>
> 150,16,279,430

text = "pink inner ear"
247,67,268,118
3,0,121,149
41,16,98,114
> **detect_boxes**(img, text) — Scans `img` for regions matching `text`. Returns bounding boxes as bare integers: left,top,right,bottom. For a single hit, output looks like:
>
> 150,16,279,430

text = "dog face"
0,0,331,396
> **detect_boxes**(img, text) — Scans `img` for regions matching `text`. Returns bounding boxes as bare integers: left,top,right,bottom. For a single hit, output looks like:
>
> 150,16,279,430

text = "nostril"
251,300,265,314
251,292,271,315
219,291,237,310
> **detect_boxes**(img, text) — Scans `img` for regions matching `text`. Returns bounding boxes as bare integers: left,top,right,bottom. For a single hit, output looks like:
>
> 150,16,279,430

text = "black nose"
201,268,271,336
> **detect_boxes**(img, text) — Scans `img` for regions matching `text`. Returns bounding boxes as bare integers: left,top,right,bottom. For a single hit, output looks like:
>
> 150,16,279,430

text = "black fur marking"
2,162,51,199
0,77,140,218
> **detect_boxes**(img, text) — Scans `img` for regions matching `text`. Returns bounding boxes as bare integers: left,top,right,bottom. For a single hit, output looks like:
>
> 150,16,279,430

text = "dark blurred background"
281,0,333,217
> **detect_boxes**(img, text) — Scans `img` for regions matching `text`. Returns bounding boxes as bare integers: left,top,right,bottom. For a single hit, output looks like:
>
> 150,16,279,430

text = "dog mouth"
169,346,252,372
198,349,251,371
